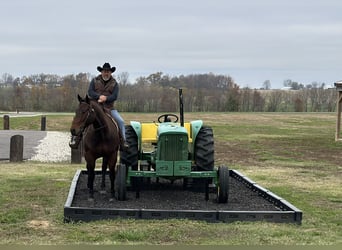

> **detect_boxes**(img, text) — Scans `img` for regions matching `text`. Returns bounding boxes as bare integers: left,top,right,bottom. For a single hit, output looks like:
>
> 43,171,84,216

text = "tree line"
0,72,337,113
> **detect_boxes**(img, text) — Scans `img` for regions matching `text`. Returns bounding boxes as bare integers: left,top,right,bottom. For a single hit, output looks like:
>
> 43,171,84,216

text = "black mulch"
71,172,280,211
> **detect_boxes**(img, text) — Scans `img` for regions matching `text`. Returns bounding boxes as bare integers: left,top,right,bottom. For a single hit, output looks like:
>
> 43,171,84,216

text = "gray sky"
1,0,341,89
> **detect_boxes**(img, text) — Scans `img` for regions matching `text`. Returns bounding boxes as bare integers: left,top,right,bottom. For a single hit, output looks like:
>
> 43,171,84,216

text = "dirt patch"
215,141,258,166
27,220,50,229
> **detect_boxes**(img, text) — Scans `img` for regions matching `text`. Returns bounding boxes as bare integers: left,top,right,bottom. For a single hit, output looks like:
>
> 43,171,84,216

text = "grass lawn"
0,112,341,245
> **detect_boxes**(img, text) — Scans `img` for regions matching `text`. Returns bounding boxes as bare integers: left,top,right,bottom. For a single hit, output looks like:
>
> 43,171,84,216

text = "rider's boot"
119,134,129,151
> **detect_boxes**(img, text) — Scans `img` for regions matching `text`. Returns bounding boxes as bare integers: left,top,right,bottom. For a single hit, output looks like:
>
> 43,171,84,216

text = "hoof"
88,191,94,201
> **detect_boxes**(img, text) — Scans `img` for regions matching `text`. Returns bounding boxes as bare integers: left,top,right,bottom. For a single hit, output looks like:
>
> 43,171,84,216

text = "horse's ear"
77,94,83,103
85,95,90,104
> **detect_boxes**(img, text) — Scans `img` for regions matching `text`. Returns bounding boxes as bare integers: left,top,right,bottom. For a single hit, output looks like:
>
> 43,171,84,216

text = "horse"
70,94,120,199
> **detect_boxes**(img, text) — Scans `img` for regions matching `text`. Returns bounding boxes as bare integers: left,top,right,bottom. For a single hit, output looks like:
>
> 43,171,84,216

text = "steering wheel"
157,113,179,123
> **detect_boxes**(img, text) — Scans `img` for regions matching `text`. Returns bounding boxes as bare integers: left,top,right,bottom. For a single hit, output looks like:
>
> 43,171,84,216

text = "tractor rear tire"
194,126,214,171
120,125,139,170
217,165,229,203
115,163,127,201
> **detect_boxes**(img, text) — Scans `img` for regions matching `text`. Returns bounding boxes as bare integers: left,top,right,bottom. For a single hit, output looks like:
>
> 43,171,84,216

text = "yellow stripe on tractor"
141,122,192,143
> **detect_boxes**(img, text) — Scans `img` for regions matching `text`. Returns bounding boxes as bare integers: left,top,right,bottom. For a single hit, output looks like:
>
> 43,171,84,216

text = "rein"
87,103,108,132
79,101,117,137
92,122,107,132
79,106,94,134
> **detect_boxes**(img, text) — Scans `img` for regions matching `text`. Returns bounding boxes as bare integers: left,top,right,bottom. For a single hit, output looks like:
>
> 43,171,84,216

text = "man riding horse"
69,62,129,151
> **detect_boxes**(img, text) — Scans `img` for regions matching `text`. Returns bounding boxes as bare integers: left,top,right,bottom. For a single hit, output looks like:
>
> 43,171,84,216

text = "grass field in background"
0,112,341,245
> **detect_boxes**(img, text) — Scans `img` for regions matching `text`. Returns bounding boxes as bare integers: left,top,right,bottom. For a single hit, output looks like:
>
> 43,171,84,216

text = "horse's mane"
89,100,106,114
88,100,117,128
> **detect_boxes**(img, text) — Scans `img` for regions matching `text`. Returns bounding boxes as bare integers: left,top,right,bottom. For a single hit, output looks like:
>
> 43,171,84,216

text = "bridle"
77,102,109,135
71,102,95,137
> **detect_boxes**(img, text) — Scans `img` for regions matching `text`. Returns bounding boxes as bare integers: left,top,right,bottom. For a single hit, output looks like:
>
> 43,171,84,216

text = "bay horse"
70,94,120,199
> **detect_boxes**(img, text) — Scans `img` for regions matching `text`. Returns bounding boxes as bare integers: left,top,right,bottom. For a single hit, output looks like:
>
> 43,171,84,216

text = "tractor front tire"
217,165,229,203
115,164,127,201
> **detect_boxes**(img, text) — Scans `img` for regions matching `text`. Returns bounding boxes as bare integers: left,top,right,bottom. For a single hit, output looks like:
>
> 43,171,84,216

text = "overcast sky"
1,0,341,88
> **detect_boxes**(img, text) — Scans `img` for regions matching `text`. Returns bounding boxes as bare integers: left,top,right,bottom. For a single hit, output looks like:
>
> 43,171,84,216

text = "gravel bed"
29,131,71,162
71,172,280,211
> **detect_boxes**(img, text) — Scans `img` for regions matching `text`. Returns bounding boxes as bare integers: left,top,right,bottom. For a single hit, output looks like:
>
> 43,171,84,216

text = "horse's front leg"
109,166,115,199
109,153,118,199
101,157,108,192
86,160,96,199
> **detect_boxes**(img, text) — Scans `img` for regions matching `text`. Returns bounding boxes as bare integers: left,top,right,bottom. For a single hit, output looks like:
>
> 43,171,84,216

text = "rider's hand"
98,95,107,103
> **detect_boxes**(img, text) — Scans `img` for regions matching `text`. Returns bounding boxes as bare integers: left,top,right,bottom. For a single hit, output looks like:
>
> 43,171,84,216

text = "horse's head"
70,94,96,137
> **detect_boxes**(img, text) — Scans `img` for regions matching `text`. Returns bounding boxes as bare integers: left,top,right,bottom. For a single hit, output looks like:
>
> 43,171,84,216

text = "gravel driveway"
0,131,71,162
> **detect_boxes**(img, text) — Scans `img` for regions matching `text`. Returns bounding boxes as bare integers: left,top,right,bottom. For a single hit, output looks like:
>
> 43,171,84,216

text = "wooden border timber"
335,81,342,141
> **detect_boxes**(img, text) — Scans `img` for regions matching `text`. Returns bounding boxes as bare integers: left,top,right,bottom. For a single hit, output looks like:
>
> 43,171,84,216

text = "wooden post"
10,135,24,162
335,81,342,141
71,143,83,164
41,116,46,131
3,115,10,130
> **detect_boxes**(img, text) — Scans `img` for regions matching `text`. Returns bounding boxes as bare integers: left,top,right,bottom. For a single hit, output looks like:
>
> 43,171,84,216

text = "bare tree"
252,90,265,112
266,90,282,112
116,72,130,86
262,80,271,90
240,87,251,111
1,73,14,85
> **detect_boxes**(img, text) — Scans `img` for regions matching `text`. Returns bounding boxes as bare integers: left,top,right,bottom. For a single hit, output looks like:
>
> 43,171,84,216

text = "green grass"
0,113,74,131
0,112,341,245
1,116,42,130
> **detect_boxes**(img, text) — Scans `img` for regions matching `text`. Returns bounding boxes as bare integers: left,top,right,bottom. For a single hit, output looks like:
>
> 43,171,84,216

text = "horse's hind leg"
100,157,108,193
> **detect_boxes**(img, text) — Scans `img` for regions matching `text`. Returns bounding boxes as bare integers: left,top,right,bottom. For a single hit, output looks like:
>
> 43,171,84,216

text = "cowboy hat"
97,62,116,73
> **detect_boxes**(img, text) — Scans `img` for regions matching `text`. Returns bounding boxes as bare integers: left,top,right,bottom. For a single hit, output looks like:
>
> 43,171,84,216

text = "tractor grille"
157,134,188,161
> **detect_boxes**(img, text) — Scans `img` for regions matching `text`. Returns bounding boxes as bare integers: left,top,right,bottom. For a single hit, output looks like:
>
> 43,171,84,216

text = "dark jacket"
88,75,119,109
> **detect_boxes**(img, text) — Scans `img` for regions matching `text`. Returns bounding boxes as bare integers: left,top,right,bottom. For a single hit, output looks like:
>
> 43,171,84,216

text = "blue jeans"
111,110,126,141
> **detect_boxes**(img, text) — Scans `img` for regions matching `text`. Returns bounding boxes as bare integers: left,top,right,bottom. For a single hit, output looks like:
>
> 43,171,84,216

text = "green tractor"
116,89,229,203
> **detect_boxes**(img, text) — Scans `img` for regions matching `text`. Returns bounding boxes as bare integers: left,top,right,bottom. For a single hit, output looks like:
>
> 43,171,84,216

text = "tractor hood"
157,123,188,136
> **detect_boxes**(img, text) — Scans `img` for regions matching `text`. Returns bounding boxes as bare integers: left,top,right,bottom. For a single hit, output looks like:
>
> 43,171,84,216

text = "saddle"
102,106,125,149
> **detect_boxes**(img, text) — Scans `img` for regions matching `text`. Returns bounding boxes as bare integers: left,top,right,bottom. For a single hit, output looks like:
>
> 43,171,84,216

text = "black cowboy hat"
97,62,116,73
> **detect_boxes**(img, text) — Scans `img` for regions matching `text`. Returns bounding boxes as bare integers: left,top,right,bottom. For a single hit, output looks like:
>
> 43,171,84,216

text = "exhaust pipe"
179,88,184,127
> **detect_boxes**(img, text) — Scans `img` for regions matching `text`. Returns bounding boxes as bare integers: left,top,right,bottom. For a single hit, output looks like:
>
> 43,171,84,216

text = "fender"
130,121,142,150
190,120,203,141
189,120,203,156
